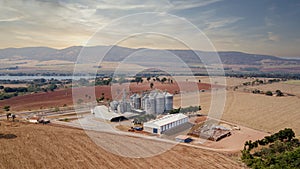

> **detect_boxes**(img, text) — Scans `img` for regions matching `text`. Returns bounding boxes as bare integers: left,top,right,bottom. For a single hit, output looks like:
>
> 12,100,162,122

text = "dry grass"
0,121,244,169
245,81,300,97
284,80,300,85
175,90,300,136
0,84,28,88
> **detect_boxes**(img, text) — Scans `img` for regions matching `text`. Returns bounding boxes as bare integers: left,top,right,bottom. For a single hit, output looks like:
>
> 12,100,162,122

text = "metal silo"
149,93,156,114
119,101,131,113
155,93,165,114
164,92,173,111
130,94,135,107
133,94,141,109
110,100,119,112
141,94,146,110
144,95,151,114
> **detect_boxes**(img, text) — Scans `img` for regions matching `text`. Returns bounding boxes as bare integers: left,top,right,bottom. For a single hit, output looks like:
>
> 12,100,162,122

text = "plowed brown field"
0,82,212,112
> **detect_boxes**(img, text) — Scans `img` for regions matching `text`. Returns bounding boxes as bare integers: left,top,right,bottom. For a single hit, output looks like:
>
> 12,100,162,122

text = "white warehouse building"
143,113,189,134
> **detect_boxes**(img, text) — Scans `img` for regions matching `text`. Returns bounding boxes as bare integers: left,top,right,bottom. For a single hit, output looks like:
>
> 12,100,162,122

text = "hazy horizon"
1,0,300,57
1,45,300,59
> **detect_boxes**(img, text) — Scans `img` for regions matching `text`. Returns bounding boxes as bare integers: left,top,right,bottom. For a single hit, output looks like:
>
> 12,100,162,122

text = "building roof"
144,113,188,128
93,106,124,121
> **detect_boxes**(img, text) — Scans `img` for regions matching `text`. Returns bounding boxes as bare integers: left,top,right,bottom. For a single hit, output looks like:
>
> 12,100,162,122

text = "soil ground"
0,121,245,169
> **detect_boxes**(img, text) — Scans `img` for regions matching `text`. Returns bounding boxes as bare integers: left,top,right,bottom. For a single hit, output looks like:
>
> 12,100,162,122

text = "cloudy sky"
0,0,300,57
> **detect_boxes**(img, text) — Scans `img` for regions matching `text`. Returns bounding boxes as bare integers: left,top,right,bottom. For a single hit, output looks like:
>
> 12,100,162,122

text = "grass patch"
284,80,300,85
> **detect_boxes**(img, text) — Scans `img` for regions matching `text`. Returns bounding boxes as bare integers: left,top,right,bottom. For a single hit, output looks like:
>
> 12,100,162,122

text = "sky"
0,0,300,57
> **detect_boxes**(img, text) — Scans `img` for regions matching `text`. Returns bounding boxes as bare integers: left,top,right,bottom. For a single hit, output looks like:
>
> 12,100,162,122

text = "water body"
0,76,95,80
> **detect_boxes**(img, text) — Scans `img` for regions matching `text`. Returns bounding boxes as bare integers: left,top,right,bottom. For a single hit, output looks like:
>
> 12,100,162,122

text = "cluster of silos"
118,101,131,113
109,100,131,113
130,94,141,109
139,91,173,114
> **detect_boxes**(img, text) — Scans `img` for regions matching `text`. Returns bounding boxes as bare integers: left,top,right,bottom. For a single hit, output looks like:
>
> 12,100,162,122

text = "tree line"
241,128,300,168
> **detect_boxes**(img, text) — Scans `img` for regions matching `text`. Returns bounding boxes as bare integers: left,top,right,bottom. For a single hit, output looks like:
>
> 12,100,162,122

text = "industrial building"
92,106,127,122
143,113,189,134
130,93,141,109
109,100,132,114
139,91,173,114
118,101,131,113
109,90,173,115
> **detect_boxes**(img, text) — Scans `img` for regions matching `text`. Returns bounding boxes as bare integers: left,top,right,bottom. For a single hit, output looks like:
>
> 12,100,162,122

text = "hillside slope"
0,122,244,169
1,45,298,65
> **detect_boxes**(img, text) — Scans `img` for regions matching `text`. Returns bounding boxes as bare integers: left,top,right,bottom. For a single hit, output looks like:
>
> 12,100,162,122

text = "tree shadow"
0,134,17,139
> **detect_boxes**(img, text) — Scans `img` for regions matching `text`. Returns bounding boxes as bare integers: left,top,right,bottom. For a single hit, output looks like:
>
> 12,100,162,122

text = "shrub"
265,91,273,96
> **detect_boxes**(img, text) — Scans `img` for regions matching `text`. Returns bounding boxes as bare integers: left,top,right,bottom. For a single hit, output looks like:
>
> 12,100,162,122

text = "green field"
284,80,300,85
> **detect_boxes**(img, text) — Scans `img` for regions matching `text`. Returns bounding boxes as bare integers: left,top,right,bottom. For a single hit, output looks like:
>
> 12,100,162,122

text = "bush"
276,90,284,96
241,128,299,168
265,91,273,96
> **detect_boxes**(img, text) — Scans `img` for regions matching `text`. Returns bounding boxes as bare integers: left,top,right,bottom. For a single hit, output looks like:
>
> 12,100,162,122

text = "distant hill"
0,46,299,65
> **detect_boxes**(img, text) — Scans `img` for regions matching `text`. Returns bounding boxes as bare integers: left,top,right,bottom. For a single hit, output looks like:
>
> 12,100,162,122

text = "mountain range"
0,46,299,66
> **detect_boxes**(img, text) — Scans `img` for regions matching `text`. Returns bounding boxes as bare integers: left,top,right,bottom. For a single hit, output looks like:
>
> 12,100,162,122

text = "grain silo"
155,93,165,114
133,94,141,109
118,101,131,113
149,93,156,114
110,100,119,112
164,92,173,111
141,94,146,109
143,95,151,114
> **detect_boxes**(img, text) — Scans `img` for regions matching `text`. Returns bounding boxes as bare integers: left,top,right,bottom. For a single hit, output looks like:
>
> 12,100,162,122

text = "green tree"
146,77,151,82
161,77,167,84
48,84,57,91
265,91,273,96
135,76,143,84
276,90,284,96
150,82,154,89
155,77,160,82
3,105,10,112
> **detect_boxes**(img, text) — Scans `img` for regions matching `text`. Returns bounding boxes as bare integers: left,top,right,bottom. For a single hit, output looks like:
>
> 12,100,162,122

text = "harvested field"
245,81,300,97
0,82,212,112
176,76,269,87
0,84,28,88
175,90,300,136
0,121,244,169
284,80,300,85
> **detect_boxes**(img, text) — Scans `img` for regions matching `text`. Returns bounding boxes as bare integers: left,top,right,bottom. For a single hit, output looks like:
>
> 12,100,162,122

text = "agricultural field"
284,80,300,85
175,76,270,87
174,86,300,136
0,121,244,169
1,76,299,137
0,81,211,112
245,81,300,97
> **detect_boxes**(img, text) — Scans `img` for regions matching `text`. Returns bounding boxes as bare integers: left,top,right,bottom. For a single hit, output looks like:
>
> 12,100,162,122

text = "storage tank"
145,98,151,114
149,94,156,114
164,92,173,111
155,93,165,114
110,100,119,112
133,94,141,109
119,101,131,113
130,94,135,107
141,94,147,109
